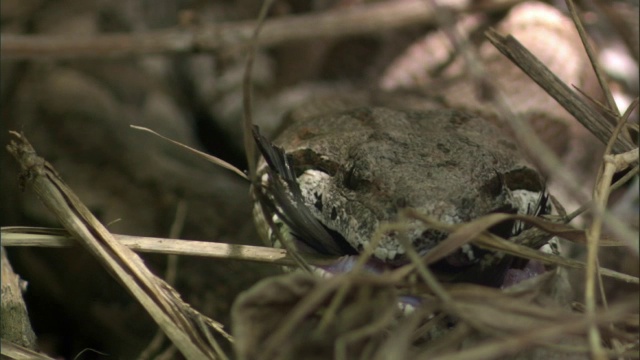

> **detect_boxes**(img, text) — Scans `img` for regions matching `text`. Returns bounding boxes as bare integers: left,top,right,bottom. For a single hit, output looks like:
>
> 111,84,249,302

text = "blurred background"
1,0,637,358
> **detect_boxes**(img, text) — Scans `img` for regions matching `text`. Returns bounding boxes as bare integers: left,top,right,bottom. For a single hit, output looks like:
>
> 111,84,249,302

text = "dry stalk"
0,339,55,360
5,132,229,360
1,227,297,266
485,30,635,154
585,117,639,358
1,0,524,60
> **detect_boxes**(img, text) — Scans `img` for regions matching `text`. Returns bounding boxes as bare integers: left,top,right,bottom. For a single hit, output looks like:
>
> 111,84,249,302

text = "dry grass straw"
0,0,524,60
0,339,56,360
5,133,232,359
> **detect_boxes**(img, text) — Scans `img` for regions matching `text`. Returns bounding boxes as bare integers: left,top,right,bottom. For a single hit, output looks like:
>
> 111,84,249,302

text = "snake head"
254,107,551,283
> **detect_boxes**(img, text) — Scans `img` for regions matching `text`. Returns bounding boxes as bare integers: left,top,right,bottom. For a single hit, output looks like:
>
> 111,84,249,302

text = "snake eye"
288,149,340,177
502,167,545,192
343,166,359,190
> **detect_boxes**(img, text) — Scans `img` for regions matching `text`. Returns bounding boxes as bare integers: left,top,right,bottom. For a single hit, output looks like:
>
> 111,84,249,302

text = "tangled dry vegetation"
1,0,638,359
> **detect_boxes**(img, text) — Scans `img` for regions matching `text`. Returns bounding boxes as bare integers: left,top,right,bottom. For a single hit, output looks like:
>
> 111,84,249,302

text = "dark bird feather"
252,126,356,256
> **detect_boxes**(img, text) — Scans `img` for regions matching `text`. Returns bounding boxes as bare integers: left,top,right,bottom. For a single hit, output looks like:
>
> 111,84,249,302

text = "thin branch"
5,132,226,359
584,156,619,359
485,29,636,154
564,164,639,222
583,99,639,357
565,0,619,117
1,0,524,60
0,339,55,360
243,0,274,183
1,227,297,266
131,125,248,181
5,223,637,285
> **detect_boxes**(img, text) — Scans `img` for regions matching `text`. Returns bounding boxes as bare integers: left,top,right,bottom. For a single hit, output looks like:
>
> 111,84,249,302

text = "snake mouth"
315,252,550,290
290,222,359,257
307,185,552,288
